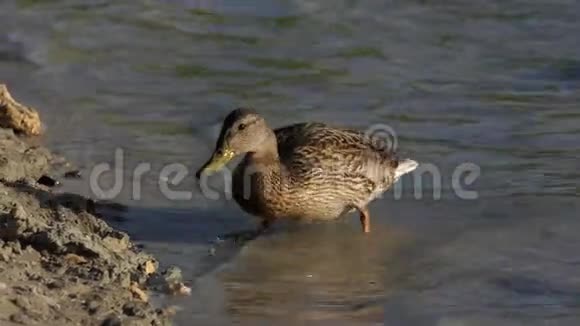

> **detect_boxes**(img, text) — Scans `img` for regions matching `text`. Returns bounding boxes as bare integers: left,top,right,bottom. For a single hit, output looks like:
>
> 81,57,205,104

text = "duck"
195,108,418,233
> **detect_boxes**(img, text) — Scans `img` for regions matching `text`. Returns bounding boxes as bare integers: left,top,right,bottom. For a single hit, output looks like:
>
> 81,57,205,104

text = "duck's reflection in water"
217,222,415,324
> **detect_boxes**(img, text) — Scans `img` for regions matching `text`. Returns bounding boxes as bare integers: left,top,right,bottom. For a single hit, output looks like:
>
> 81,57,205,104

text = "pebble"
64,170,82,179
86,299,100,315
129,282,149,302
101,315,122,326
9,313,26,324
122,302,139,316
37,175,60,187
162,266,183,285
46,279,65,290
177,283,192,296
64,253,88,265
144,260,156,275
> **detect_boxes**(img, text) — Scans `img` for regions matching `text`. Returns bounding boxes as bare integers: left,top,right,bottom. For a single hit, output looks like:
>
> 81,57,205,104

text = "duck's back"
272,123,399,219
275,123,398,180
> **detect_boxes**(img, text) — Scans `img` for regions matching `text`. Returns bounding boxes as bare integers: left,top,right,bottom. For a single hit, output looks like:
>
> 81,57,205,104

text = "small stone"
86,299,100,315
122,302,137,316
37,175,59,187
143,260,156,276
0,282,7,291
103,235,129,253
26,271,42,281
64,253,88,265
122,302,146,317
156,305,179,317
9,241,22,255
101,315,122,326
64,170,82,179
176,283,192,296
162,266,183,285
0,84,42,135
46,279,65,290
129,282,148,302
9,313,27,324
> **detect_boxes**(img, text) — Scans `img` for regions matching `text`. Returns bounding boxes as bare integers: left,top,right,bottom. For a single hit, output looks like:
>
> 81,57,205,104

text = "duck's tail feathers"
394,159,418,180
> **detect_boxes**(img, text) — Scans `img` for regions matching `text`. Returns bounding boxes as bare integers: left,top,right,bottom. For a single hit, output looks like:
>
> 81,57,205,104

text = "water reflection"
219,224,413,323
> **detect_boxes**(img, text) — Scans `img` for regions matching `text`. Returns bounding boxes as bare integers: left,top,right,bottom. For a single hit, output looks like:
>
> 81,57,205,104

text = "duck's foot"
215,219,274,244
216,229,261,244
217,221,270,243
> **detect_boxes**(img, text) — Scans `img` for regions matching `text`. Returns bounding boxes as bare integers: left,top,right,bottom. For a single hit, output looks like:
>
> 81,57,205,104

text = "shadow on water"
107,204,260,279
107,200,422,324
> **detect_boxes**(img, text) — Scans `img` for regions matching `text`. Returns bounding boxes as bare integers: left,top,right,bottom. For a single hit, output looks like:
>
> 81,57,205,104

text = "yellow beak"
195,148,235,179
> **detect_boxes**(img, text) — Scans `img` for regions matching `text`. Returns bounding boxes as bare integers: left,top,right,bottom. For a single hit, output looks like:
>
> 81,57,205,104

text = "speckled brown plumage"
197,108,418,233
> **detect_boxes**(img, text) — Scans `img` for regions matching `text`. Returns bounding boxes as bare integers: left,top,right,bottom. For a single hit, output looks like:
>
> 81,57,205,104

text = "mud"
0,100,173,325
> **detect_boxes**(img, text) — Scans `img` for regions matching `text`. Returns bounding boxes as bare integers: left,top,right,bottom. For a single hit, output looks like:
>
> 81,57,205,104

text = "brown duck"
196,108,418,233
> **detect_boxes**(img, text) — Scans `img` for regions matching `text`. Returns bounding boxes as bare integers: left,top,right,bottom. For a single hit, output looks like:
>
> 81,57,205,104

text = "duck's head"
196,108,271,178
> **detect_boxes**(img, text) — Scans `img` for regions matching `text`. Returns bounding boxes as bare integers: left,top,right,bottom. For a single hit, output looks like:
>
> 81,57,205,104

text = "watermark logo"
87,123,480,202
365,123,398,153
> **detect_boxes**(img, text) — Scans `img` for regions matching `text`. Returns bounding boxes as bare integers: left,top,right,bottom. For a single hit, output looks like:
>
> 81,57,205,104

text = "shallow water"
1,0,580,324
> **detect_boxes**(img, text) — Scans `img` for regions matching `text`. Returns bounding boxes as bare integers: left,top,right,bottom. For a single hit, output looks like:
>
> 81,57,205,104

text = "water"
2,0,580,324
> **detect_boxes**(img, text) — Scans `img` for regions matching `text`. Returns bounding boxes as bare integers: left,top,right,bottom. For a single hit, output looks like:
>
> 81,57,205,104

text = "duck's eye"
215,149,223,156
238,123,247,131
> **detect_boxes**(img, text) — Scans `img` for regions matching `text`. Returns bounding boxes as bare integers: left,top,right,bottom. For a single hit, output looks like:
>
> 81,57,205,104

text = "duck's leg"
259,218,273,232
358,207,371,233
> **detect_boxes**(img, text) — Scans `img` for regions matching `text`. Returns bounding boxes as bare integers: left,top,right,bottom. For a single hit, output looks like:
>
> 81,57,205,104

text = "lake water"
1,0,580,325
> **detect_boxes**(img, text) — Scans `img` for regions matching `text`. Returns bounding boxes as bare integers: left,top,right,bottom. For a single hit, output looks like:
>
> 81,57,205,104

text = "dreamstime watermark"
88,124,480,201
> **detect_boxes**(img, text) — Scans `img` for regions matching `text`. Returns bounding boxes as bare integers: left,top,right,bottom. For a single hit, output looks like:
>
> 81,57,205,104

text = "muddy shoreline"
0,87,174,325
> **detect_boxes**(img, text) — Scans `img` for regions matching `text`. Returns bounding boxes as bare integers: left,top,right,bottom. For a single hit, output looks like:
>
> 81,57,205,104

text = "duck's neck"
248,129,281,175
233,130,284,209
233,131,286,216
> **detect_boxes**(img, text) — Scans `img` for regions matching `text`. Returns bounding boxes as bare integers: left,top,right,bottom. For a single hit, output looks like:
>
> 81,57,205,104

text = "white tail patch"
394,159,418,180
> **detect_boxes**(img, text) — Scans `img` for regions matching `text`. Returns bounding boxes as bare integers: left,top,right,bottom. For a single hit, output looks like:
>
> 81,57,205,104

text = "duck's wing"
274,123,402,186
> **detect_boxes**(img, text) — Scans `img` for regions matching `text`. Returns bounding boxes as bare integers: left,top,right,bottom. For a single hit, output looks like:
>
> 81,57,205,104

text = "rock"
37,175,60,187
176,283,192,296
156,305,179,317
122,302,148,318
144,260,156,275
46,279,65,290
85,299,101,315
102,234,130,253
8,240,23,255
9,313,28,324
64,170,82,179
163,266,183,285
0,91,169,324
101,315,122,326
0,131,52,181
64,253,88,265
0,84,42,135
148,266,190,296
122,302,138,316
129,282,149,302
